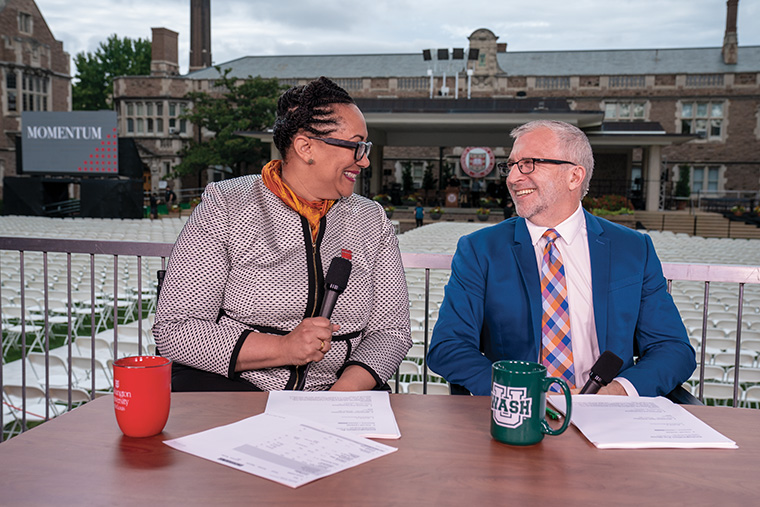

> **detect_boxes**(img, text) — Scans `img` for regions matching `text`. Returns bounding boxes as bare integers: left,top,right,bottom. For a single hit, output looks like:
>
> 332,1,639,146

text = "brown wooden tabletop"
1,392,758,505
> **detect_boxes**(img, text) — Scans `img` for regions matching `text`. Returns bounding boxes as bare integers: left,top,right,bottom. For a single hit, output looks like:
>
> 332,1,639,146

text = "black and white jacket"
153,175,412,391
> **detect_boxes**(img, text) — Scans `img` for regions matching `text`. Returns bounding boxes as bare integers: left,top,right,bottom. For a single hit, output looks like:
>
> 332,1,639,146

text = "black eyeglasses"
497,158,576,177
308,137,372,161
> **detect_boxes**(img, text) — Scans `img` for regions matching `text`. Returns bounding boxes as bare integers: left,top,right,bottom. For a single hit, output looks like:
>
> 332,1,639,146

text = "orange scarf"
262,160,335,243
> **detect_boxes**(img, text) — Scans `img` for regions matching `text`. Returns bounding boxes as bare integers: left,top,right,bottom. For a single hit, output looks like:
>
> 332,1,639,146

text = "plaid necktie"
540,229,575,388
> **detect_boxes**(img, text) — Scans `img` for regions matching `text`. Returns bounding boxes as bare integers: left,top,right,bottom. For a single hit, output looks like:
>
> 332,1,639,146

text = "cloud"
35,0,760,75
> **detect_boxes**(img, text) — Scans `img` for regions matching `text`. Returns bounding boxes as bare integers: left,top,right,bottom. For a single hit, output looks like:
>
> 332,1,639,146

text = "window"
124,100,167,136
20,73,49,111
6,70,17,112
412,162,424,182
689,165,722,195
608,75,645,88
398,77,428,90
334,78,363,91
604,101,647,121
18,12,33,34
680,101,725,140
685,74,724,87
535,77,570,89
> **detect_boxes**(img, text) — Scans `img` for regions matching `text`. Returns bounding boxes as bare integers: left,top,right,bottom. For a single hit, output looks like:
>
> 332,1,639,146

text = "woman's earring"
308,158,314,165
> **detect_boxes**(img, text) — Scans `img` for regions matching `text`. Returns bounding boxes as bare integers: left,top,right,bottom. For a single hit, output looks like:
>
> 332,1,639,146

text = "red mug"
113,356,172,437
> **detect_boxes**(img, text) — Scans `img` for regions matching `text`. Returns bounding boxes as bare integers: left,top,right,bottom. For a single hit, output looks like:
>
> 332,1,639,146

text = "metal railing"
1,237,759,441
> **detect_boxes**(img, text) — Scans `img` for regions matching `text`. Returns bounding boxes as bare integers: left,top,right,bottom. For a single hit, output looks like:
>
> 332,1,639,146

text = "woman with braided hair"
154,77,412,392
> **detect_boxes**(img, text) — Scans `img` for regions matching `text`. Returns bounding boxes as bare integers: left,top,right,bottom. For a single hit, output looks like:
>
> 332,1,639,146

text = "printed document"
164,413,397,488
265,390,401,439
549,395,737,449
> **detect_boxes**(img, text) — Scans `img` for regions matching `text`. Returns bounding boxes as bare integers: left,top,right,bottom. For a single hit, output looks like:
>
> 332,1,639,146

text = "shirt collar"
526,204,585,247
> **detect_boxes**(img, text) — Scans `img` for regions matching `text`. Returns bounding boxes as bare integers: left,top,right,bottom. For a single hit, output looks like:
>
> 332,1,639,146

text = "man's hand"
596,380,627,396
549,380,627,396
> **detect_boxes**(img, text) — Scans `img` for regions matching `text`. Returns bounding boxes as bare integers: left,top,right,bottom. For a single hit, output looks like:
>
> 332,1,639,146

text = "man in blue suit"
427,120,695,397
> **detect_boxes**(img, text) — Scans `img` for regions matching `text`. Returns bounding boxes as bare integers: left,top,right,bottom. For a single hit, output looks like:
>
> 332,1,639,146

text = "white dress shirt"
525,205,638,395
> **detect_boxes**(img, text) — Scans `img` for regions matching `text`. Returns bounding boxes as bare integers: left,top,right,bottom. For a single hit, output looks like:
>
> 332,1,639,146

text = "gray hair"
510,120,594,197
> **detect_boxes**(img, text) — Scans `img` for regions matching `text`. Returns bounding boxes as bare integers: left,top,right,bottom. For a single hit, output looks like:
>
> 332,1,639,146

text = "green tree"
675,165,691,198
440,161,454,189
401,161,415,196
422,163,437,191
72,35,151,110
172,68,283,179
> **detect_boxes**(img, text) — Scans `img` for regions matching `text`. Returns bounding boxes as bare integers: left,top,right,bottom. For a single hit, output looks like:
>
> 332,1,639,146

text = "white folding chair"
696,382,741,406
75,337,114,361
407,381,450,395
27,352,80,389
47,386,91,411
689,364,725,383
71,356,113,391
743,385,760,408
2,306,46,354
713,351,755,368
725,367,760,386
405,344,426,363
2,384,59,435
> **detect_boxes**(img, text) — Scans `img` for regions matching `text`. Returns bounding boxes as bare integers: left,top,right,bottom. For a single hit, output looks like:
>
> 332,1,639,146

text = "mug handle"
540,377,572,436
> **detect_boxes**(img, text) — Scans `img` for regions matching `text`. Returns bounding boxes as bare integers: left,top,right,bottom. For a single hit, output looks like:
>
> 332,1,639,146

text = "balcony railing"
2,237,760,441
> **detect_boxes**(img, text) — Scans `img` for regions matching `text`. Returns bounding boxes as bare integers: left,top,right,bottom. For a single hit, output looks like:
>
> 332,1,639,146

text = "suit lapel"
585,211,610,352
512,218,542,351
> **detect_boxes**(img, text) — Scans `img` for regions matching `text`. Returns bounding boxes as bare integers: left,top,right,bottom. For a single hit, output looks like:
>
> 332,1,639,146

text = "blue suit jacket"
427,211,696,396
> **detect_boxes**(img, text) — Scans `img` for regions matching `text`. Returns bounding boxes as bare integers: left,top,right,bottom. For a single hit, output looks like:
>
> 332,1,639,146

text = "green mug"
490,360,572,446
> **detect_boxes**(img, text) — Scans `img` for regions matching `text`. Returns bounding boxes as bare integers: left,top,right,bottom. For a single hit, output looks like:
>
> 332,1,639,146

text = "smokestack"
189,0,212,72
150,28,179,76
722,0,738,65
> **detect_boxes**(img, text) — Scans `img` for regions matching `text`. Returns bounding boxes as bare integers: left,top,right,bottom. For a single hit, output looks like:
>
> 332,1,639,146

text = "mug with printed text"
113,356,172,438
490,360,572,446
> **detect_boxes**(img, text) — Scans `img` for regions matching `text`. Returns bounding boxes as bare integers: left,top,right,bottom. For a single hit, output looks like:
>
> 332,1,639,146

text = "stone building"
115,0,758,211
0,0,71,187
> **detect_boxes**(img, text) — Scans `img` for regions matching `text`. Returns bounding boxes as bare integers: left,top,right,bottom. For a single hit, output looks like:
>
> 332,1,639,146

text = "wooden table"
1,393,759,505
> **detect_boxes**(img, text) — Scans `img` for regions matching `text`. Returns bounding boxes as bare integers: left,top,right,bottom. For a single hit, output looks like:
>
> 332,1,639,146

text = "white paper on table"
549,395,738,449
265,390,401,439
164,413,397,488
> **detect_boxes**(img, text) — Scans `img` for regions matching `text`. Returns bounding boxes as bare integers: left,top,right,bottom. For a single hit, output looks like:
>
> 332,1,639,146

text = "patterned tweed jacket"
153,175,412,391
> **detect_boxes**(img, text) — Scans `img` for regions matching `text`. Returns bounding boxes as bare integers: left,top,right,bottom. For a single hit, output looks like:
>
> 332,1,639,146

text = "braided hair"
273,77,355,160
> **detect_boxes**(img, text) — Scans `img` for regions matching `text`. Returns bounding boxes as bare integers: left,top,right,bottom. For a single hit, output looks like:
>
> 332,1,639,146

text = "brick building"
115,0,759,211
0,0,71,187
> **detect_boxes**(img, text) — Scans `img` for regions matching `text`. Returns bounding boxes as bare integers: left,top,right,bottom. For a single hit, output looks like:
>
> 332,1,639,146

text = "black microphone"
319,257,352,319
580,351,624,394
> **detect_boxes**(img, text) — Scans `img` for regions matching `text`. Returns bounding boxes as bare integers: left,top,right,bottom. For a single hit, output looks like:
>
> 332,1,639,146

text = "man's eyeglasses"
308,137,372,161
497,158,576,177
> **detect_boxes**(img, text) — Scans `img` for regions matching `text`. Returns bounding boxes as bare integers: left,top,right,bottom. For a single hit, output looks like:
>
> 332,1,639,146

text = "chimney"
189,0,212,72
150,28,180,76
722,0,738,65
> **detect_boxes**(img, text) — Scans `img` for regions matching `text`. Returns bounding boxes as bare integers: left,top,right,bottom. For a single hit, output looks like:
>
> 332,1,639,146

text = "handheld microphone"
580,351,624,394
319,257,352,319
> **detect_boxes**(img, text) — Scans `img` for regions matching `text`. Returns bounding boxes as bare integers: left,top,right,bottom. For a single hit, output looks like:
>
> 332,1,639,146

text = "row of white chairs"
689,365,760,384
689,382,760,408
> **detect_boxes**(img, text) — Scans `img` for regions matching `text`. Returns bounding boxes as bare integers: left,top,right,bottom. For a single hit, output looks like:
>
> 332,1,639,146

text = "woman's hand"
283,317,340,365
234,317,339,371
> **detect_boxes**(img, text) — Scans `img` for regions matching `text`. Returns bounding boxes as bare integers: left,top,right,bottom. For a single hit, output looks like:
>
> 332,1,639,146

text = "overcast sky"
35,0,760,76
